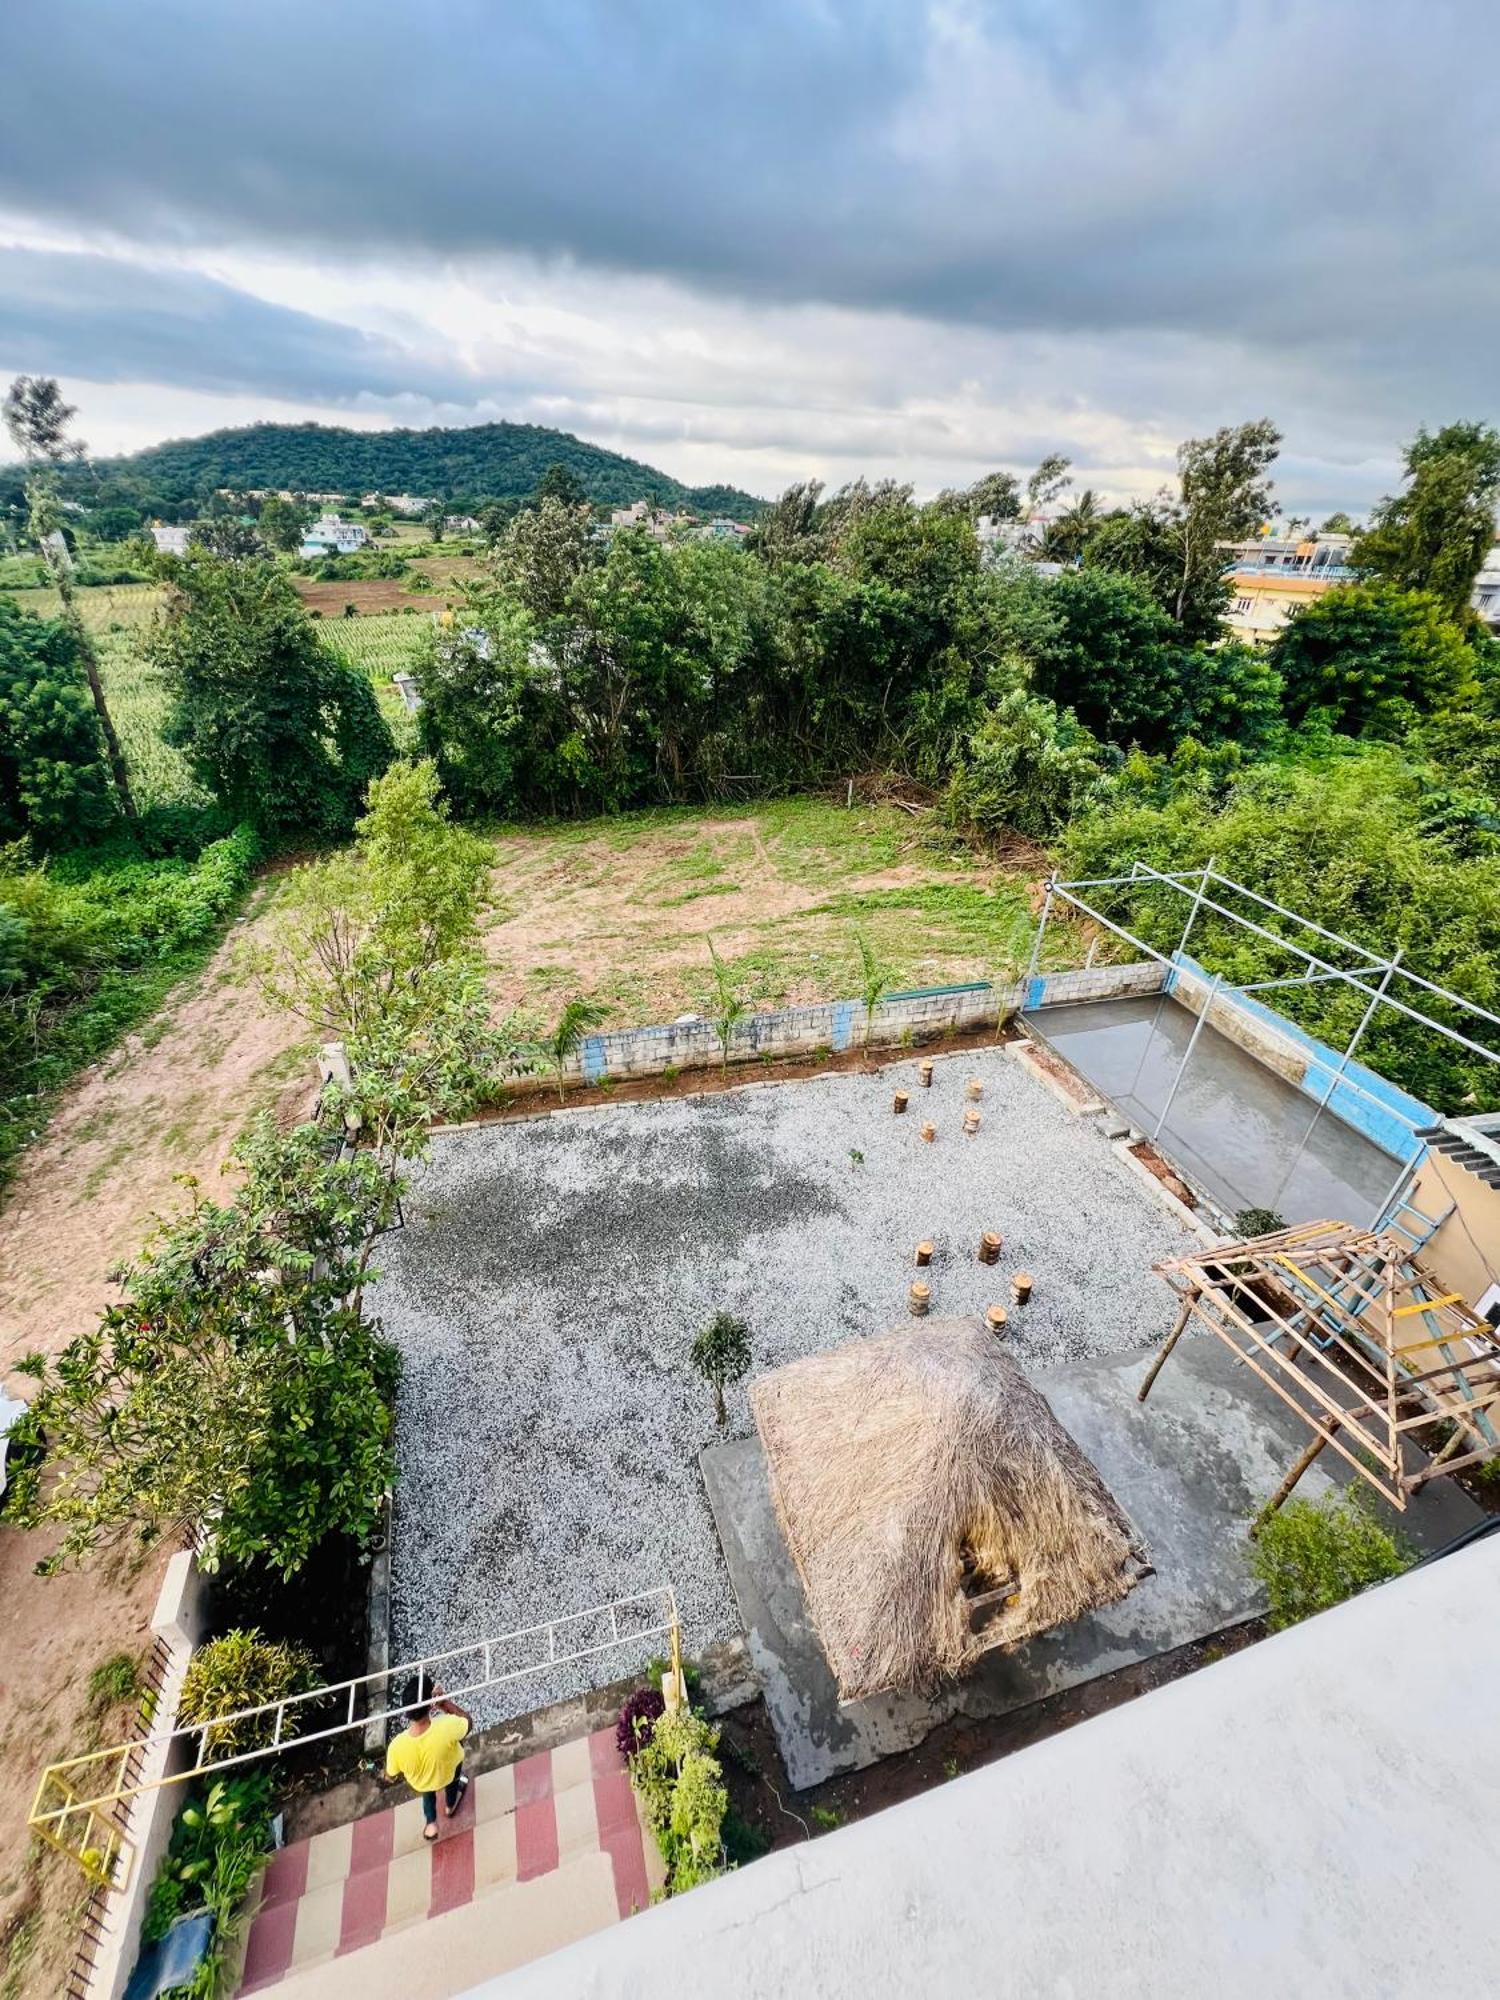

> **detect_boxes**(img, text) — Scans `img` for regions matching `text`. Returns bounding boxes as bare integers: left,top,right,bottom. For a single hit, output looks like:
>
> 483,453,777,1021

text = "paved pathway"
235,1727,663,1996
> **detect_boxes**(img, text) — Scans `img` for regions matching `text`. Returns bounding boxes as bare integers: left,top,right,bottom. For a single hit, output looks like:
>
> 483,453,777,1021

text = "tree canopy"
152,550,395,839
1269,582,1479,736
0,600,116,849
1354,422,1500,620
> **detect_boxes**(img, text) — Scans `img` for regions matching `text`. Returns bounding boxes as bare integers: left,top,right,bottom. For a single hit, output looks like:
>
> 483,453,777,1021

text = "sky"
0,1,1494,514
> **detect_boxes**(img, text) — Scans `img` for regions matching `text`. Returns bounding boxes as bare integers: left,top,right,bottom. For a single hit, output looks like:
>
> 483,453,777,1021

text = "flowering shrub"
616,1684,665,1759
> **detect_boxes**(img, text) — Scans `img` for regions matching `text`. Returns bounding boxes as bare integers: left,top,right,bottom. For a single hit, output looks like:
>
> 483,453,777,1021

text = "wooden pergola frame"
1141,1221,1500,1516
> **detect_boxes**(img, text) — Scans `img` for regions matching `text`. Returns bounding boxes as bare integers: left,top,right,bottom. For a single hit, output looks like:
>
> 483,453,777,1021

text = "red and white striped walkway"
234,1726,664,1997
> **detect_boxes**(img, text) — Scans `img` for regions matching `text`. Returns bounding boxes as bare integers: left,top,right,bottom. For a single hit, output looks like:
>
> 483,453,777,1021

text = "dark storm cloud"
0,247,471,405
1,1,1494,354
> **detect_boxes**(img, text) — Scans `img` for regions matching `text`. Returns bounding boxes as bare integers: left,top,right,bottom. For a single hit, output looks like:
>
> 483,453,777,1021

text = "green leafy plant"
853,930,889,1050
810,1804,846,1831
691,1311,752,1429
87,1651,143,1716
142,1770,275,1995
706,936,748,1073
542,995,609,1103
625,1707,730,1895
1232,1207,1287,1238
12,1118,400,1578
179,1629,318,1760
1248,1489,1415,1631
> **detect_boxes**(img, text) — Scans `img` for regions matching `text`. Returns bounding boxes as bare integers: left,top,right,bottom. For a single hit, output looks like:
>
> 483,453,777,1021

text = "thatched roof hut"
750,1318,1150,1702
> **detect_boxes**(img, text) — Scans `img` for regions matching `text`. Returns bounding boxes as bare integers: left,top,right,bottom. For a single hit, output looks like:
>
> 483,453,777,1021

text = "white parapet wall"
87,1551,210,2000
483,1534,1500,2000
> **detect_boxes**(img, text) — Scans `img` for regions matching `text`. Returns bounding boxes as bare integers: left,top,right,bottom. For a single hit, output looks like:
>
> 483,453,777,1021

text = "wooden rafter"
1144,1221,1500,1513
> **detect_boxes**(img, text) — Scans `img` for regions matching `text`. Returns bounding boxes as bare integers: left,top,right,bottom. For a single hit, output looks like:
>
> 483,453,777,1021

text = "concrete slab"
1032,993,1400,1226
702,1329,1480,1789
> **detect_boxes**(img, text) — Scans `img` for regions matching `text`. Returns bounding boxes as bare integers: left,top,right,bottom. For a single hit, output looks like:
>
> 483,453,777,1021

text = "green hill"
70,420,764,517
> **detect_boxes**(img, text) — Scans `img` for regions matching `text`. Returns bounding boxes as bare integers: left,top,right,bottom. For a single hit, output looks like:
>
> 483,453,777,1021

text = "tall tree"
1032,567,1192,750
189,516,265,560
256,494,307,552
1269,582,1478,737
1025,453,1072,514
1166,418,1282,630
0,599,116,848
1354,422,1500,620
11,1118,399,1577
533,461,589,510
151,550,393,839
3,376,135,820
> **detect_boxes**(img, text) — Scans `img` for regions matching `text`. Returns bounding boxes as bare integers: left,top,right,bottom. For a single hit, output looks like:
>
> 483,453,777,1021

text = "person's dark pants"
420,1768,465,1825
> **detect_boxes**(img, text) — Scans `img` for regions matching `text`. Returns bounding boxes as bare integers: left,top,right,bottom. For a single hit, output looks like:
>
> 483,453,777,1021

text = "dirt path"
0,906,309,1379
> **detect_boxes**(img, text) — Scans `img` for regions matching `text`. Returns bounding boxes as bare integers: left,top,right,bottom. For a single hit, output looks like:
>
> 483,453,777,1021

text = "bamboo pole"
1138,1292,1196,1403
1254,1422,1339,1530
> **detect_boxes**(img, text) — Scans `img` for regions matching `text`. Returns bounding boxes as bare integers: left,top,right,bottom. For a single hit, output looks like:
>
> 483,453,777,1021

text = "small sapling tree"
854,930,890,1052
706,937,748,1073
544,995,609,1102
691,1312,752,1429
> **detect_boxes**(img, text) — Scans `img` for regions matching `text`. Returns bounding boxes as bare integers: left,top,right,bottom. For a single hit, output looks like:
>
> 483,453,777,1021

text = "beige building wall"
1410,1153,1500,1312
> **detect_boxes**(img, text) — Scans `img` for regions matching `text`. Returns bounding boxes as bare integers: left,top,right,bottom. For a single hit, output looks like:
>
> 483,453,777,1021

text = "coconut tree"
543,995,609,1102
706,937,748,1073
3,375,135,819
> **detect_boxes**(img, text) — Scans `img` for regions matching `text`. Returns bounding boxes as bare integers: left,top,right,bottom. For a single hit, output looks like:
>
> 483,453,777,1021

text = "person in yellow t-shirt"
385,1676,472,1841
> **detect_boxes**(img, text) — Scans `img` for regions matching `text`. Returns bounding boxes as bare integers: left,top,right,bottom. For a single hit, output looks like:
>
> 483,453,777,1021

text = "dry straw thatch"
751,1317,1150,1701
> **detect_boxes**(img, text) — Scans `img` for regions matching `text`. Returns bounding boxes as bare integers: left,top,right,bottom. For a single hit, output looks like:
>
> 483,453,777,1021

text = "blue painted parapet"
1171,952,1434,1162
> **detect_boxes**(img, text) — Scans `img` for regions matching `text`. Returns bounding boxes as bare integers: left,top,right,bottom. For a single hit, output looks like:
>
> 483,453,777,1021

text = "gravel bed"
378,1046,1195,1720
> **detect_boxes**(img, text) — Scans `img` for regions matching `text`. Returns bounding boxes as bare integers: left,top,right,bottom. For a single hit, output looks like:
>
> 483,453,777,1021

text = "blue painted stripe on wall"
581,1033,608,1083
831,999,857,1052
1172,953,1434,1161
1025,976,1046,1011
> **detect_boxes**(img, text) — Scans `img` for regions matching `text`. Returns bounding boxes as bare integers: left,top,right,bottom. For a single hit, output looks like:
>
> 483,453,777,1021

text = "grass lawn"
483,796,1071,1028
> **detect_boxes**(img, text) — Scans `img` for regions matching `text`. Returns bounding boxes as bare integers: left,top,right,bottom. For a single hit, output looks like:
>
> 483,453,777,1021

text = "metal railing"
30,1585,679,1879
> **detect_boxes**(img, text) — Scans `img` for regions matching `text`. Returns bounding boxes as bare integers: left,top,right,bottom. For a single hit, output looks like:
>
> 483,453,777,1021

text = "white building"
444,515,482,536
150,523,193,557
1473,545,1500,632
300,515,369,557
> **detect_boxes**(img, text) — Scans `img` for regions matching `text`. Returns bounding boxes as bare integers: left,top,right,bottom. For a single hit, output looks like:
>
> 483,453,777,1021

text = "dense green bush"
0,823,259,1180
179,1629,318,1759
1062,751,1500,1113
626,1706,731,1895
0,598,117,849
151,551,394,840
1248,1490,1414,1631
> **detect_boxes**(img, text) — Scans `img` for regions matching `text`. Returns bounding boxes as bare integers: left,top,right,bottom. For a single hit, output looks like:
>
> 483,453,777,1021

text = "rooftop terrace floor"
1032,993,1400,1225
378,1046,1195,1714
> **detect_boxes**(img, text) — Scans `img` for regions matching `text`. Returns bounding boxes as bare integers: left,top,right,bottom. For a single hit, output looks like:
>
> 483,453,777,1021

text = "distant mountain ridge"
73,420,765,516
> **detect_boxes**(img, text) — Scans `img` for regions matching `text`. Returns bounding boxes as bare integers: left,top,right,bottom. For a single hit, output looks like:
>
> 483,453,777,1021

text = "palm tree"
543,995,609,1102
1038,488,1099,564
706,937,748,1073
854,930,891,1052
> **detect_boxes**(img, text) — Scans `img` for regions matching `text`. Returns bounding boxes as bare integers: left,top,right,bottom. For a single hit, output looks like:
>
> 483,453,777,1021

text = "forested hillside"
51,420,764,516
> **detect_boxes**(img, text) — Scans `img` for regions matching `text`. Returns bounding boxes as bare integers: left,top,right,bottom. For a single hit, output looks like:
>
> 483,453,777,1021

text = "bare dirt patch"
0,1527,166,2000
0,909,308,1377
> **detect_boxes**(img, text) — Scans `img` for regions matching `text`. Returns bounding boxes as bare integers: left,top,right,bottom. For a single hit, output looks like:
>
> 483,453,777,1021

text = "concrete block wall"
1024,960,1168,1012
1169,951,1434,1162
548,960,1168,1089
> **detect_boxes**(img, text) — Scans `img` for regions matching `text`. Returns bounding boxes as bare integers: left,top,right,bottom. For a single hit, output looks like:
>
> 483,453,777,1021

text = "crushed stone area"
379,1046,1194,1718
